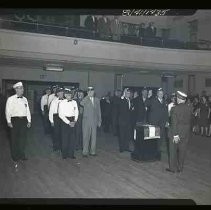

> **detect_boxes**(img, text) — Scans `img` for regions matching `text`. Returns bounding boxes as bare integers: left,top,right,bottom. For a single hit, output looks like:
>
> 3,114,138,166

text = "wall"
167,10,211,42
0,65,116,98
123,73,161,88
195,73,211,95
89,71,114,97
0,65,163,98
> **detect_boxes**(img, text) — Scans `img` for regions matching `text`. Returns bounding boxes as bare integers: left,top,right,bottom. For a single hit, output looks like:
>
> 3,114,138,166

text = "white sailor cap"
13,82,23,89
64,88,72,94
177,91,187,100
87,86,94,91
157,88,163,92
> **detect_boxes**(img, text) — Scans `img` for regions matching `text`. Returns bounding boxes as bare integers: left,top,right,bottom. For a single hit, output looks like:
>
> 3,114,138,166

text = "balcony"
0,24,211,73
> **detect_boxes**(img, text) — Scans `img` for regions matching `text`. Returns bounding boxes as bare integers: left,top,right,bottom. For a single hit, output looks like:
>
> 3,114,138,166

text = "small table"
131,123,161,162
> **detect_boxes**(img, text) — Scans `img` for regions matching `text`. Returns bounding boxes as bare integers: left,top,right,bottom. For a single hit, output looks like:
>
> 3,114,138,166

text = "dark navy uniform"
168,93,192,173
118,94,133,152
111,94,121,136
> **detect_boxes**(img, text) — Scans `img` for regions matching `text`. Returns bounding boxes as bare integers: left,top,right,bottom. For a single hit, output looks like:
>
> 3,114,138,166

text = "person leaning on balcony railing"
110,16,121,41
138,23,146,38
98,15,111,40
84,15,98,38
146,22,157,38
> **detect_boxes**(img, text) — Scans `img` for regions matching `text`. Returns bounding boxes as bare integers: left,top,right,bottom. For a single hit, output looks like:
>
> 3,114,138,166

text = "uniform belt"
53,113,58,116
66,116,75,122
12,116,27,119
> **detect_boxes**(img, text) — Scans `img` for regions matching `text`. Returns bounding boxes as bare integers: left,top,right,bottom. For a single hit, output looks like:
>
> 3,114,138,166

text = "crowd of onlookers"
84,15,158,41
100,89,211,138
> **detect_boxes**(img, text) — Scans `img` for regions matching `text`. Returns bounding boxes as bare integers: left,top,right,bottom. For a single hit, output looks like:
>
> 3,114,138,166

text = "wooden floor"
0,115,211,204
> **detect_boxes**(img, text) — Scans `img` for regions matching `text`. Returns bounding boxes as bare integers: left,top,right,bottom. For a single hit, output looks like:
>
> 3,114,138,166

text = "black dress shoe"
166,168,175,173
70,156,76,159
82,154,88,158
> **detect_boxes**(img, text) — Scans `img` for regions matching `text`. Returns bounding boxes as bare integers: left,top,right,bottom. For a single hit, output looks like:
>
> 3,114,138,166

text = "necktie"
47,95,49,106
57,99,63,113
90,97,94,105
57,101,60,114
127,98,130,109
17,96,23,98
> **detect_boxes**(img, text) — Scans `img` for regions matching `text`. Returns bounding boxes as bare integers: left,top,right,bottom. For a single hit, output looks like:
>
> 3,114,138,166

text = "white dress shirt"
90,96,94,105
168,102,175,116
5,94,31,123
48,93,56,108
49,97,63,123
58,99,79,124
158,98,163,104
142,97,147,103
41,94,49,112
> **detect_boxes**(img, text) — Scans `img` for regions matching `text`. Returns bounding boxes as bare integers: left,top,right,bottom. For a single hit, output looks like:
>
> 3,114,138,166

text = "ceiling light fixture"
44,64,64,72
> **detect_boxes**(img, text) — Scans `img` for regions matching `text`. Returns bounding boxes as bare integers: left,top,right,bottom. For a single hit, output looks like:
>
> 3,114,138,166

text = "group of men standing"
41,85,101,159
101,87,192,173
5,81,192,174
84,15,157,42
5,82,102,169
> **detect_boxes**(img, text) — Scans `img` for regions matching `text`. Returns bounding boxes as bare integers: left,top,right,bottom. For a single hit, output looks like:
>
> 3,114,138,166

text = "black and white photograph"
0,9,210,206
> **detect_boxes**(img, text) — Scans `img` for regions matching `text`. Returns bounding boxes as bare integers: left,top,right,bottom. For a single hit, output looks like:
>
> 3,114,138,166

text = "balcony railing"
0,18,211,51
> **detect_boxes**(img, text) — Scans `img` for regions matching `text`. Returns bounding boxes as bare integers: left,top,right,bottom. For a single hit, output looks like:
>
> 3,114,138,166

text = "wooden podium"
131,123,161,162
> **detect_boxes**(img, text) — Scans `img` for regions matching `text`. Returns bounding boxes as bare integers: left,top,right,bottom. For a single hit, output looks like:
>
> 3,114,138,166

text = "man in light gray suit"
80,87,101,157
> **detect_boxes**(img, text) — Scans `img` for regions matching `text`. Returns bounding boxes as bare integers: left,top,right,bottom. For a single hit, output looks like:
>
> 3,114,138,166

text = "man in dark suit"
84,15,98,38
166,91,192,173
100,94,112,133
118,88,133,153
133,87,149,124
147,88,168,160
111,89,121,136
98,15,111,40
74,90,84,150
138,23,146,38
146,22,157,38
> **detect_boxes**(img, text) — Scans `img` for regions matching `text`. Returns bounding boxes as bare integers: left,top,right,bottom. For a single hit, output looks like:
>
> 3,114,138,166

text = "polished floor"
0,115,211,204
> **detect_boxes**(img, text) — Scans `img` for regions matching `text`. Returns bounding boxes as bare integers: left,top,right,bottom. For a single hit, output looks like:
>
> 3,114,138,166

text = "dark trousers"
43,106,51,134
112,115,119,136
102,115,111,133
118,123,131,152
10,117,28,161
52,114,62,151
61,119,75,159
169,128,190,171
75,115,83,150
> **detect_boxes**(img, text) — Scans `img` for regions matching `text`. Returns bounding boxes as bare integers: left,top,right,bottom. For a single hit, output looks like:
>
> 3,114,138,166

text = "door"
188,75,196,95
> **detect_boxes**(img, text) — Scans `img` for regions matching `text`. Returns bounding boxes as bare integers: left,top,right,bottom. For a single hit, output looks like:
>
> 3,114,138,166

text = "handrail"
0,18,91,32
